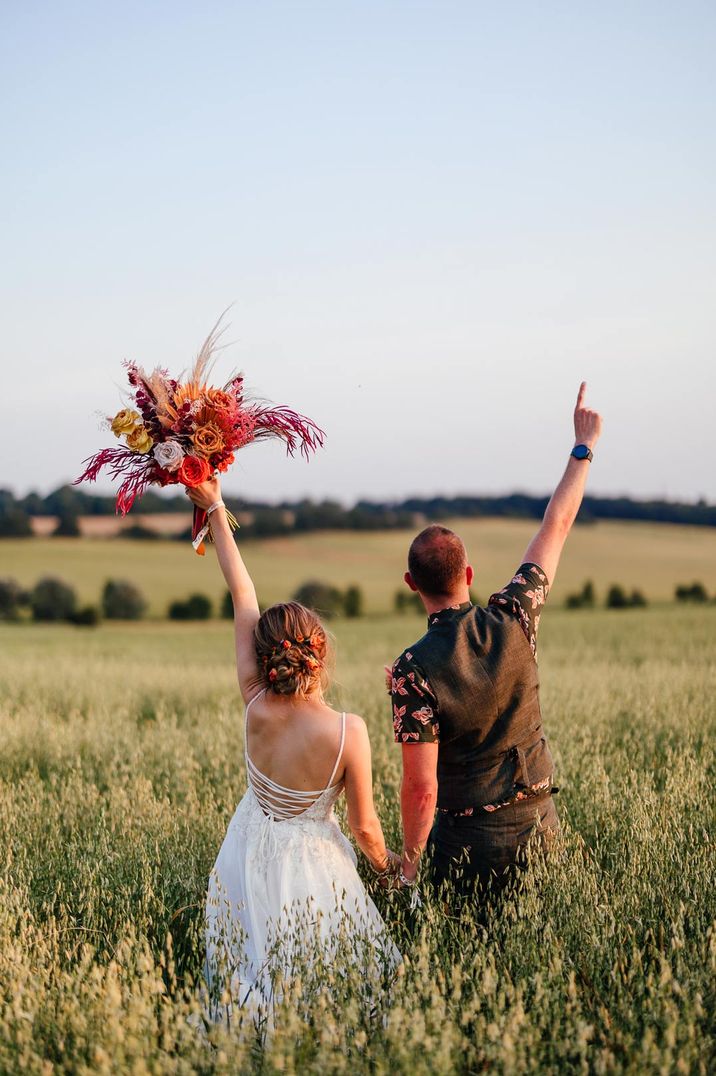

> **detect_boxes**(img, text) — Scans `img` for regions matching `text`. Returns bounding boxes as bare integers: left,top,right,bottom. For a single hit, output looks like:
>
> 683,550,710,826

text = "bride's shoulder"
342,710,366,733
322,705,364,731
340,712,371,754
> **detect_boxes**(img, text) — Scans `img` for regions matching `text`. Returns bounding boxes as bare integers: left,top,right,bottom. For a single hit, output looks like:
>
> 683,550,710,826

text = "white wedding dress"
204,690,399,1017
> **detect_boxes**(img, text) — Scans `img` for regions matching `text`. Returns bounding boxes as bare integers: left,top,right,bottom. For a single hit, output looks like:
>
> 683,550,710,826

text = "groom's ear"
466,565,474,586
404,571,419,593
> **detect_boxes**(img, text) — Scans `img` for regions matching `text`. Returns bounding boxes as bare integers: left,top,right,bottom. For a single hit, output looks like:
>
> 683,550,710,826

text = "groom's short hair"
408,525,468,597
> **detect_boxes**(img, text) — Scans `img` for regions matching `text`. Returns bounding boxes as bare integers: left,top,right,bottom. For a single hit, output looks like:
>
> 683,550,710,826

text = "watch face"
573,444,590,459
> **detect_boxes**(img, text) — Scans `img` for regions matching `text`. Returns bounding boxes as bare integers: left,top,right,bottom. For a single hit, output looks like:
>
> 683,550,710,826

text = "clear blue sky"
2,1,714,504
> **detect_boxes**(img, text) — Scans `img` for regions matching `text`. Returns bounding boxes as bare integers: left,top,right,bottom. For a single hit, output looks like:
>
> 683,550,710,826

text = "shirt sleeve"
488,562,550,656
390,651,440,744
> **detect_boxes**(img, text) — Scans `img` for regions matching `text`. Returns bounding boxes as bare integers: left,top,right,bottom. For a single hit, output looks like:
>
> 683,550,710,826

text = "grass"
2,516,716,615
1,603,715,1072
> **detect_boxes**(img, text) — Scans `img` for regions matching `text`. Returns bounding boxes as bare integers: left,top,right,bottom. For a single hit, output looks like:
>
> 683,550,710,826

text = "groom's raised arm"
522,382,603,586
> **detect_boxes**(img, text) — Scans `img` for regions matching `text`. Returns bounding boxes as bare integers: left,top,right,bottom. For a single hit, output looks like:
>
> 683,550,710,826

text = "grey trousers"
428,794,559,902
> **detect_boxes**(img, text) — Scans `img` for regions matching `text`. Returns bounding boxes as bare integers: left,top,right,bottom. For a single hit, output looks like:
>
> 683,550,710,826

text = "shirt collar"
427,601,473,628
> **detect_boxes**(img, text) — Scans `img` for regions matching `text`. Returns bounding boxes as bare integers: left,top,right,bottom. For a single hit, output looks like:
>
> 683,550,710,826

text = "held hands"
185,476,223,512
375,849,403,889
574,382,603,450
399,853,419,885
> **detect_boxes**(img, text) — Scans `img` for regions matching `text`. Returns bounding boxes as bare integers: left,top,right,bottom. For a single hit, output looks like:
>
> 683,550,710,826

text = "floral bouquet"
75,319,324,553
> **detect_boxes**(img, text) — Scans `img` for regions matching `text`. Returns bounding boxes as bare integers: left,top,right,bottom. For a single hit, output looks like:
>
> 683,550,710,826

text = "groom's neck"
420,588,471,615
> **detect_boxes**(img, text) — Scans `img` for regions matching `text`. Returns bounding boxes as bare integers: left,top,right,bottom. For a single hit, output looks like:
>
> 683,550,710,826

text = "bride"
186,476,401,1017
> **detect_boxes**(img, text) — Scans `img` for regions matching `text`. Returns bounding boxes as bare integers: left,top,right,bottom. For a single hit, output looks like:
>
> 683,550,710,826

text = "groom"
389,383,602,899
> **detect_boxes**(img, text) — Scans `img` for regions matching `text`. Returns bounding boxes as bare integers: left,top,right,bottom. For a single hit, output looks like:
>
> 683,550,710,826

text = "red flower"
152,466,179,487
215,451,235,473
178,455,211,487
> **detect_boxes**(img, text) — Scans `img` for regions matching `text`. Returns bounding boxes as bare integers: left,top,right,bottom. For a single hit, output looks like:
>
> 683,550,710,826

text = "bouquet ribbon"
191,507,210,555
191,504,239,555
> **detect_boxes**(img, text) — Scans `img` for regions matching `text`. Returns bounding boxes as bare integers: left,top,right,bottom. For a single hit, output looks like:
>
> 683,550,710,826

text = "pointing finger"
575,381,587,410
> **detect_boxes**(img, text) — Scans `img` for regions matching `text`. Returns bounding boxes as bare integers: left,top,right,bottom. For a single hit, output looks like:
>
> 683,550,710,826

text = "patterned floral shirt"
391,563,551,813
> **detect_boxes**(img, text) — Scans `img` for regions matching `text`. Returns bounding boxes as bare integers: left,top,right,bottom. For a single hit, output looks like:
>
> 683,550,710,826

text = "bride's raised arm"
186,477,260,702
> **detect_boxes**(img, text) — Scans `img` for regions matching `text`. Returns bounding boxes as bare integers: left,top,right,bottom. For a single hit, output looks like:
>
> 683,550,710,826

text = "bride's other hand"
185,476,222,512
383,664,393,693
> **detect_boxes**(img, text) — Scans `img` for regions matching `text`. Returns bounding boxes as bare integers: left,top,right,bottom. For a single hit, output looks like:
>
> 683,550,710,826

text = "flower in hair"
282,640,291,650
268,668,278,682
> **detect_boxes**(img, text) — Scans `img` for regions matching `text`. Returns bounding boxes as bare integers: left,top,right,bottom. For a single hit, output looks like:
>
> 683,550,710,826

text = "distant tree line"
0,576,149,626
565,579,648,609
0,576,368,625
565,579,716,609
2,485,716,539
2,572,714,627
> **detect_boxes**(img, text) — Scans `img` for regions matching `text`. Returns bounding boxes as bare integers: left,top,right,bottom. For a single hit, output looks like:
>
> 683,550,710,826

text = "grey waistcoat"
408,603,554,810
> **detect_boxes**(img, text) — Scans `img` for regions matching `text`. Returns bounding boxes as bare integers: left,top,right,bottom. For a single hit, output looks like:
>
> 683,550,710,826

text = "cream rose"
153,439,185,472
110,409,141,437
126,425,154,454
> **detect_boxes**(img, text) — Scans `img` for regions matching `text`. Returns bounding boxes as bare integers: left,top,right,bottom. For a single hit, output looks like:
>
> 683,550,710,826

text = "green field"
1,602,715,1072
3,517,716,615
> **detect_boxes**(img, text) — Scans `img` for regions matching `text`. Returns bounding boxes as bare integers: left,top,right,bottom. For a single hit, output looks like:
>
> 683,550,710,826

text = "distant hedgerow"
30,577,77,621
102,580,148,621
606,584,648,609
292,581,345,619
675,582,710,603
168,594,213,621
0,578,24,620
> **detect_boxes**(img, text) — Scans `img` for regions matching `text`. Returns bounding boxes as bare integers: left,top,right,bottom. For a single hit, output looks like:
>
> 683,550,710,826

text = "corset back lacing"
244,689,346,862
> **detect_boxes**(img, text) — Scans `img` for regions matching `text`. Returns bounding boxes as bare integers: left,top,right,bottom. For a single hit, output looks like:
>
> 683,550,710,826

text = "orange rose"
192,422,225,459
202,388,234,412
178,455,211,487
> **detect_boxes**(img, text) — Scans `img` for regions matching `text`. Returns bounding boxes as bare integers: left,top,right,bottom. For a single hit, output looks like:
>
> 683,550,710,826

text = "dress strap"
244,689,267,745
325,712,346,790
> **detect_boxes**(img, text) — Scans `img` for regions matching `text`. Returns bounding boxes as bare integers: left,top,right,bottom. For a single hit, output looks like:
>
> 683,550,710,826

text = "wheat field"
1,598,715,1072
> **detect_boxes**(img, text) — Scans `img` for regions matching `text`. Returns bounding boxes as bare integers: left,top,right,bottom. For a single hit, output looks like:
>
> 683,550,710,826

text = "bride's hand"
376,849,402,888
185,476,222,512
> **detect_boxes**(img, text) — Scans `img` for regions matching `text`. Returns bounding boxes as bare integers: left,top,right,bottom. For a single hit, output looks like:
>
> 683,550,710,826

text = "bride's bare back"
245,691,346,793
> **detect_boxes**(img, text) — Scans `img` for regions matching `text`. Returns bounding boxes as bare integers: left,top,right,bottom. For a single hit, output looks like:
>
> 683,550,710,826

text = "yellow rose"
111,409,141,437
126,425,154,454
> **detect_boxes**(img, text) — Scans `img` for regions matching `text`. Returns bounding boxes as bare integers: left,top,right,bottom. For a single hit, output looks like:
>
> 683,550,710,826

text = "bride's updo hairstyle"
254,601,331,697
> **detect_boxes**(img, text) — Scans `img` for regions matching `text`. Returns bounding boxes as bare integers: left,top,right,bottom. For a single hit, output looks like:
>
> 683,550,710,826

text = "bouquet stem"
191,504,239,555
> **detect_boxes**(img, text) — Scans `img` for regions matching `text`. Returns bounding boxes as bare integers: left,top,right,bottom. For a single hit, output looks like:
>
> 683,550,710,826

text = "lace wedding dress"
205,690,399,1016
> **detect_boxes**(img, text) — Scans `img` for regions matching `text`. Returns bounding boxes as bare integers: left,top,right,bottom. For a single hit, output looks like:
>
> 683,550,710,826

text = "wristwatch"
571,443,593,462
